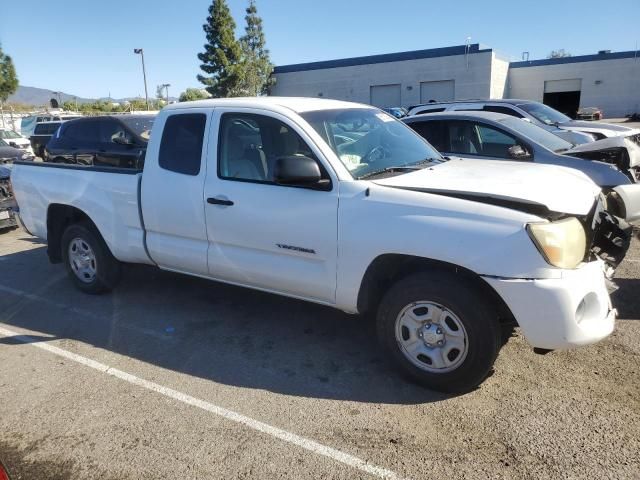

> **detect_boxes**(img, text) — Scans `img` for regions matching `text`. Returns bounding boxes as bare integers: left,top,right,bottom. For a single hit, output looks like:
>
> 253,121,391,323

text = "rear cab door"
141,108,211,275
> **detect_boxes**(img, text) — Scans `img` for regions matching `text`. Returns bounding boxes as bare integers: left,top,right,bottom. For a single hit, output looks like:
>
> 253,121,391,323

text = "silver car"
403,111,632,188
407,99,639,145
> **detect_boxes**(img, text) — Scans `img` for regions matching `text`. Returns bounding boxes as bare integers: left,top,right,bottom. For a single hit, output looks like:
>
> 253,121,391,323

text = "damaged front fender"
567,134,640,182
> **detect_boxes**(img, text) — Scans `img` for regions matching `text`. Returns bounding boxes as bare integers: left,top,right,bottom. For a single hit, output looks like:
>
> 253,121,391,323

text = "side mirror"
274,156,328,190
508,144,531,160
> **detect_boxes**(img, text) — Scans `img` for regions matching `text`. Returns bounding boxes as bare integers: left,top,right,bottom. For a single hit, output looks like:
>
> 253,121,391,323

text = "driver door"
204,108,339,303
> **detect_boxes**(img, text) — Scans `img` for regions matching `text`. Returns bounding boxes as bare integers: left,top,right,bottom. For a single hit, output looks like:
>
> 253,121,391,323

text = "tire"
376,271,501,393
61,222,121,294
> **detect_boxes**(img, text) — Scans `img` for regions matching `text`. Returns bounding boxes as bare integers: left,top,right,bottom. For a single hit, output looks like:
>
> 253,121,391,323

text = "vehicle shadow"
611,278,640,320
0,244,448,405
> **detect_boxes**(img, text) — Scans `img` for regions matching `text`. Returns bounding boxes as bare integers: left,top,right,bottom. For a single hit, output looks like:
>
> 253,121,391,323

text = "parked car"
11,97,634,393
45,115,155,168
0,138,34,164
20,112,83,138
0,128,34,155
381,107,408,119
30,121,63,158
407,99,639,144
0,164,17,231
403,111,639,186
577,107,603,121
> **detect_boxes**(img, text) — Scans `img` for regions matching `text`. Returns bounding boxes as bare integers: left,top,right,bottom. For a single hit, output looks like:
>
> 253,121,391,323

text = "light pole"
133,48,150,110
161,83,171,105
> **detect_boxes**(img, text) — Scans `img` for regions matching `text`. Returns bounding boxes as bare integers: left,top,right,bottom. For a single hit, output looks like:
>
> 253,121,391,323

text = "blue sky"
2,0,639,99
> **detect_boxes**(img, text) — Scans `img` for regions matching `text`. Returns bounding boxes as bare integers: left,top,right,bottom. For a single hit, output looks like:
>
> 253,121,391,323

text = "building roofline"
510,49,640,68
273,44,492,74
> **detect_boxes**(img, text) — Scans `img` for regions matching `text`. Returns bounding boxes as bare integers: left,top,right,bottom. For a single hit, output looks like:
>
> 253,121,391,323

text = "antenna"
465,36,472,69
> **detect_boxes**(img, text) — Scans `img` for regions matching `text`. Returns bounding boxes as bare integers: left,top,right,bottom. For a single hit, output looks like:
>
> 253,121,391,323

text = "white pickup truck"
11,98,631,392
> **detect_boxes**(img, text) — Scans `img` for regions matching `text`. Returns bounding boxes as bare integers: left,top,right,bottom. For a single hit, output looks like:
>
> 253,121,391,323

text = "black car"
45,115,155,169
0,164,17,231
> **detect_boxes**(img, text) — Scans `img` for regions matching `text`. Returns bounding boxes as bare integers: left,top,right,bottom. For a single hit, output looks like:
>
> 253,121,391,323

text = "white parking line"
0,283,172,341
0,325,408,480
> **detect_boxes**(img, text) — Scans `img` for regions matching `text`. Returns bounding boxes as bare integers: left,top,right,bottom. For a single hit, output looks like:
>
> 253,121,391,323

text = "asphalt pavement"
0,228,638,479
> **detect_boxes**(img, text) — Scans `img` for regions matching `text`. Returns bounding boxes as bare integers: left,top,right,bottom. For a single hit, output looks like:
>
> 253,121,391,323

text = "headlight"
527,217,587,269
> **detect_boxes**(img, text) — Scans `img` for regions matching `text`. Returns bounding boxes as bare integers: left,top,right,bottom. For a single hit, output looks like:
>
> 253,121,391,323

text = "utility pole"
161,83,171,105
134,48,150,110
74,96,78,111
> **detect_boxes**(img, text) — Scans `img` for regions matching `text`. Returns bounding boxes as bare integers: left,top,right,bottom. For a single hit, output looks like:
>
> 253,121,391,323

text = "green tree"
547,49,572,59
0,44,19,102
179,88,210,102
239,0,273,96
156,85,165,102
197,0,243,97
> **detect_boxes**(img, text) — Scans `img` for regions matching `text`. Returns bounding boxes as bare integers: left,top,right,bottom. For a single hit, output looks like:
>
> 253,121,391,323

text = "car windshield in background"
500,117,574,152
120,116,155,140
0,130,22,140
301,108,442,179
517,102,571,126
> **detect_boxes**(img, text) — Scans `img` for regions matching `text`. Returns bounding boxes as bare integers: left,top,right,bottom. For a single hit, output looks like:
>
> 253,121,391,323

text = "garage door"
420,80,455,103
543,79,582,118
370,84,401,108
544,79,582,93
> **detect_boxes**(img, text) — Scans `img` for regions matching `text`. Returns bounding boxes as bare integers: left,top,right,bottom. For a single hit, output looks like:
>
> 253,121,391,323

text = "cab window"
218,113,327,185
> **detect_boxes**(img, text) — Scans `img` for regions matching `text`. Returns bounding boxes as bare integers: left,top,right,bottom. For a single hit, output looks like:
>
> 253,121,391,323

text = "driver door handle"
207,197,234,206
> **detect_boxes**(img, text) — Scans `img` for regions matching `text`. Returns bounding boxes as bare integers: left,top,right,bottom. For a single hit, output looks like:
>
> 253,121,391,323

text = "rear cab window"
159,113,207,175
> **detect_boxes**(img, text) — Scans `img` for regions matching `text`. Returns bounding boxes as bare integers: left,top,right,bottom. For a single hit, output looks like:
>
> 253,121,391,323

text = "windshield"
0,130,22,140
300,108,442,179
517,102,571,126
499,117,574,152
120,116,155,140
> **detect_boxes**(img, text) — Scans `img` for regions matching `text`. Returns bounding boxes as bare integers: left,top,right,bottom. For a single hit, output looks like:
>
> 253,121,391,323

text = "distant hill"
8,86,95,106
7,86,177,106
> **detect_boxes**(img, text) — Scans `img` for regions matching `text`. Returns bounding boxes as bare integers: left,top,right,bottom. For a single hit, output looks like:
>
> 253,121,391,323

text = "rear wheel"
376,271,501,393
61,223,121,294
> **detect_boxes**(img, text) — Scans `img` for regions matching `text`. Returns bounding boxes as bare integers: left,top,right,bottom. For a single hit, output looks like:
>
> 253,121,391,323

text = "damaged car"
11,99,635,392
404,111,638,271
565,134,640,182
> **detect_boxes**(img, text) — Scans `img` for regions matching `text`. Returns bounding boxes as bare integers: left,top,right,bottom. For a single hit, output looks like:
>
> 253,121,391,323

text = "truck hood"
566,135,640,168
373,158,600,217
560,120,640,136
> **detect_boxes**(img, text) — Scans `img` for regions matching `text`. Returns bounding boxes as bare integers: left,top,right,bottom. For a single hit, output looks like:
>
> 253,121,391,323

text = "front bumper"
483,260,615,350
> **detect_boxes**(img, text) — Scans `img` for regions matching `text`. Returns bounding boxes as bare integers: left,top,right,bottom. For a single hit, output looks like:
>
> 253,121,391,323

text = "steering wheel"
361,145,388,164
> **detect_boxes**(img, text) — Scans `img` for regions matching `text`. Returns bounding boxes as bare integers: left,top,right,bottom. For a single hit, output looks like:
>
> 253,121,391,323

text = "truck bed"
11,161,152,265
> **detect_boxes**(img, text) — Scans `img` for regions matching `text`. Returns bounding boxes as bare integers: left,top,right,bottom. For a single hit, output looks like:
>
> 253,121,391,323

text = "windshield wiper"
359,165,422,179
359,157,442,180
408,157,442,167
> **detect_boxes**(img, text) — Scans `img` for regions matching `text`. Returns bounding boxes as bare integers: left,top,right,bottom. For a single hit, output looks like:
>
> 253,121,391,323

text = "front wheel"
61,223,121,294
376,271,501,393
